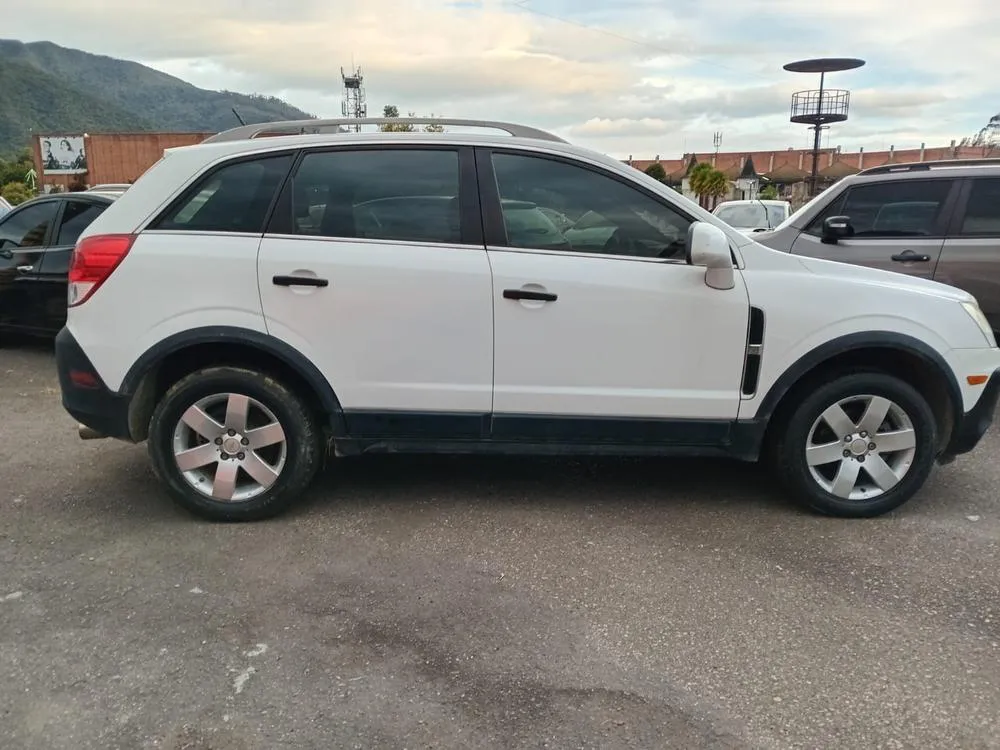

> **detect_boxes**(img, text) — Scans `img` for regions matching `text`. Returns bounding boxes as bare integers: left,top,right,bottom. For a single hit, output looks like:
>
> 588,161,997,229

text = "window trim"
147,149,299,236
264,143,484,248
803,177,960,240
475,146,699,264
0,197,63,249
947,176,1000,238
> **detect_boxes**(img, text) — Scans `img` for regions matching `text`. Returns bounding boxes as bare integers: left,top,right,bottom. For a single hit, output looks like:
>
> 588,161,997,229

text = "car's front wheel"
774,372,938,517
147,367,324,521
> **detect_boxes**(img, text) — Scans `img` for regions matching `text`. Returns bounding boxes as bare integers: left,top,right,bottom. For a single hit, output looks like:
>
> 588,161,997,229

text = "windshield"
715,203,786,229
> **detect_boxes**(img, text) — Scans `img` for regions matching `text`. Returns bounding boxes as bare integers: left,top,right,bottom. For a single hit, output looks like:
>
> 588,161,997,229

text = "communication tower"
341,66,367,132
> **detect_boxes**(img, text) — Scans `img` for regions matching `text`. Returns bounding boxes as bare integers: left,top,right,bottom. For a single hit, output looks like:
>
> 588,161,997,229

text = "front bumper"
940,367,1000,461
55,327,134,441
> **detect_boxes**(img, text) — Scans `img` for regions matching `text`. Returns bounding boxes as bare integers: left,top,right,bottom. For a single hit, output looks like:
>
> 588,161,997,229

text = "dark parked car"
0,192,116,338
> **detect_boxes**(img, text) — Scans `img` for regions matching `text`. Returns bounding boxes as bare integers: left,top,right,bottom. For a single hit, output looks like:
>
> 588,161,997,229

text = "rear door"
257,145,494,440
787,178,959,280
0,199,60,331
35,198,109,331
936,176,1000,333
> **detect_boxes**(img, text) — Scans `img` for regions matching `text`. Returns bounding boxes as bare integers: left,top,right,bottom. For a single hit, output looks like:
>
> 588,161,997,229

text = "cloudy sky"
7,0,998,158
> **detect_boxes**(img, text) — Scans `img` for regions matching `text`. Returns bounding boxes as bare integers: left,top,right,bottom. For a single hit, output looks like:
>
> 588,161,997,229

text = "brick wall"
34,132,213,192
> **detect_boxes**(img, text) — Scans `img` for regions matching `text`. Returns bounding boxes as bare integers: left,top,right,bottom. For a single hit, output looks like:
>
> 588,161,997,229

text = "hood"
795,253,973,304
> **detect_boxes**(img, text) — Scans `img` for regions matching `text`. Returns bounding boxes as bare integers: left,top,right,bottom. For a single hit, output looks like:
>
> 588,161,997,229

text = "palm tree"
687,162,712,208
702,169,730,209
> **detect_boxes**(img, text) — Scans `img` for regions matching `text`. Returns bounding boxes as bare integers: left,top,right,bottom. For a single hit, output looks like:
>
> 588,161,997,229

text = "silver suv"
756,159,1000,334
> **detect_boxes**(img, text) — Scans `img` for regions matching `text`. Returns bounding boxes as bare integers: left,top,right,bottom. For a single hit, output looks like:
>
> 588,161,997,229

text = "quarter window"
491,152,691,260
959,178,1000,236
56,202,106,245
155,154,293,234
290,149,463,244
0,201,59,248
808,179,953,238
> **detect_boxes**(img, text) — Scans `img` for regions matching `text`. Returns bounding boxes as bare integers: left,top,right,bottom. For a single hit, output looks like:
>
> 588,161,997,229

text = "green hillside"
0,39,316,155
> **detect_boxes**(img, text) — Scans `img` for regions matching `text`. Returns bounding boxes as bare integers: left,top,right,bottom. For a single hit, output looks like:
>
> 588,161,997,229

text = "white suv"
55,117,1000,521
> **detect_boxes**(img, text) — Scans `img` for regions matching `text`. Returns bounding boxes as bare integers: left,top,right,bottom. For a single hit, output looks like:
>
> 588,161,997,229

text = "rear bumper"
940,367,1000,460
55,327,134,441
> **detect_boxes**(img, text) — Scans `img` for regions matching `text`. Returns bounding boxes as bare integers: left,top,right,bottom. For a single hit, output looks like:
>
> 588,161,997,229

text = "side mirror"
687,221,735,290
821,215,854,244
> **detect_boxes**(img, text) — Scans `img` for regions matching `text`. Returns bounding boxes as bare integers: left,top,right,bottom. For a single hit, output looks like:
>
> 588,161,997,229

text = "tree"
687,162,713,207
424,114,445,134
959,112,999,151
643,162,667,181
702,169,730,208
688,163,728,208
759,184,779,200
379,104,415,132
1,181,33,205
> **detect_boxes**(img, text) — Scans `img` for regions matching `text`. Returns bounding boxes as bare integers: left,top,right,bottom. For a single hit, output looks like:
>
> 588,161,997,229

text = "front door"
257,146,494,440
477,148,750,444
936,176,1000,334
0,199,60,332
788,178,959,280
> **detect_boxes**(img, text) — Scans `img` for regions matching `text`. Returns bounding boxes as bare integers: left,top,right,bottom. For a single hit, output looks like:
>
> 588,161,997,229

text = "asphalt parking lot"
2,341,999,750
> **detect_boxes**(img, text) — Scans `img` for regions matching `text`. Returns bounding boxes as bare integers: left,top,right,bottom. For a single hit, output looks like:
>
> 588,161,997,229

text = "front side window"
808,179,953,238
155,154,293,234
290,149,462,244
491,152,691,260
56,201,106,245
0,202,59,249
959,178,1000,236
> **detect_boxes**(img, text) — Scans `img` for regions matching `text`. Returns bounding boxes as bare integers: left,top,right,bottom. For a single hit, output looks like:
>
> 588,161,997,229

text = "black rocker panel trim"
119,326,346,432
491,413,730,444
342,409,732,447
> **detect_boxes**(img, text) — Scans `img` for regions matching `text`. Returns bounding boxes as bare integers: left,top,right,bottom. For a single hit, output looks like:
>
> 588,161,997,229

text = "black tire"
147,366,324,521
773,372,938,518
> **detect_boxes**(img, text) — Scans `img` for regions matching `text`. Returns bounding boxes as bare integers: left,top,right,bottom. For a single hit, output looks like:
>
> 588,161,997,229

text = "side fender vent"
741,306,765,396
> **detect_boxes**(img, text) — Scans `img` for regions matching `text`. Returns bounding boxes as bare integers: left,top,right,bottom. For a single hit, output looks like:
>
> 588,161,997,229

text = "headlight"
961,301,996,347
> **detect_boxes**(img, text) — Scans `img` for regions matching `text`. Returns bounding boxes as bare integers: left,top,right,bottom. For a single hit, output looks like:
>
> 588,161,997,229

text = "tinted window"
56,201,106,245
959,178,1000,236
291,149,462,244
715,203,785,229
0,202,59,248
155,154,293,233
813,179,952,238
491,153,691,260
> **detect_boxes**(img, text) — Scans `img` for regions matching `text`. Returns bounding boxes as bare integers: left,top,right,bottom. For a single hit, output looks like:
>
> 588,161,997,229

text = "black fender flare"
119,326,346,432
729,331,963,461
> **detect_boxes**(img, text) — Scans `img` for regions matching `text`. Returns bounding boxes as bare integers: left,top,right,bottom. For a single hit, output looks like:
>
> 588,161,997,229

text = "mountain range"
0,39,315,155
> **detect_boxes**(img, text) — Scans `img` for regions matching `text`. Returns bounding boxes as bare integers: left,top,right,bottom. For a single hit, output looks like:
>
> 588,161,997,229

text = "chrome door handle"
16,265,33,273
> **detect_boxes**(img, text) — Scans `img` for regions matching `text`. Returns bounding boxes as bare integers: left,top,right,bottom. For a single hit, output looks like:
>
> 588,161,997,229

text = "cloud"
3,0,995,158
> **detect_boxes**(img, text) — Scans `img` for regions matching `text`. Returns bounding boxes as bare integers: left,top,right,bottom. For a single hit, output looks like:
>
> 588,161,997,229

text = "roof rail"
858,157,1000,176
203,117,567,144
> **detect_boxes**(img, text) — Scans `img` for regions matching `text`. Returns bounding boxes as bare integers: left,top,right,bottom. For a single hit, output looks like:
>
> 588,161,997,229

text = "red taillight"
68,234,136,307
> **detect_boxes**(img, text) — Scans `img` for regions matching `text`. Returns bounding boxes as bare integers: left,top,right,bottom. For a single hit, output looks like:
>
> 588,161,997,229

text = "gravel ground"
1,341,999,749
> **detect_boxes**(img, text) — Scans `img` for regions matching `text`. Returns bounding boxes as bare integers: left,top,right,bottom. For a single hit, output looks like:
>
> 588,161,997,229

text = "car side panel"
66,231,267,391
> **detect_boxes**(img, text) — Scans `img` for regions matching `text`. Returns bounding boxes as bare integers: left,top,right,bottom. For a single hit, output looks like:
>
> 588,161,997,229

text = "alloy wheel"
171,392,287,502
805,394,917,501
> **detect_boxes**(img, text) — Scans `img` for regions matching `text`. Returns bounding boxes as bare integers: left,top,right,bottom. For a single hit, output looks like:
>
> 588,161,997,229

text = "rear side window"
288,149,462,244
0,201,59,248
807,179,952,238
56,201,106,245
958,178,1000,236
154,154,293,234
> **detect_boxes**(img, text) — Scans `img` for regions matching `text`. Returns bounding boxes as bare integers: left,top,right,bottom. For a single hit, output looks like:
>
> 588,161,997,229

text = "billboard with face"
40,136,88,174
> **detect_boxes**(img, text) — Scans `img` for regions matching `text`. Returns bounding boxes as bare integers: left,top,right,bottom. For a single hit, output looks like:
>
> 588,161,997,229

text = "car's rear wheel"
147,367,324,521
774,372,938,517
